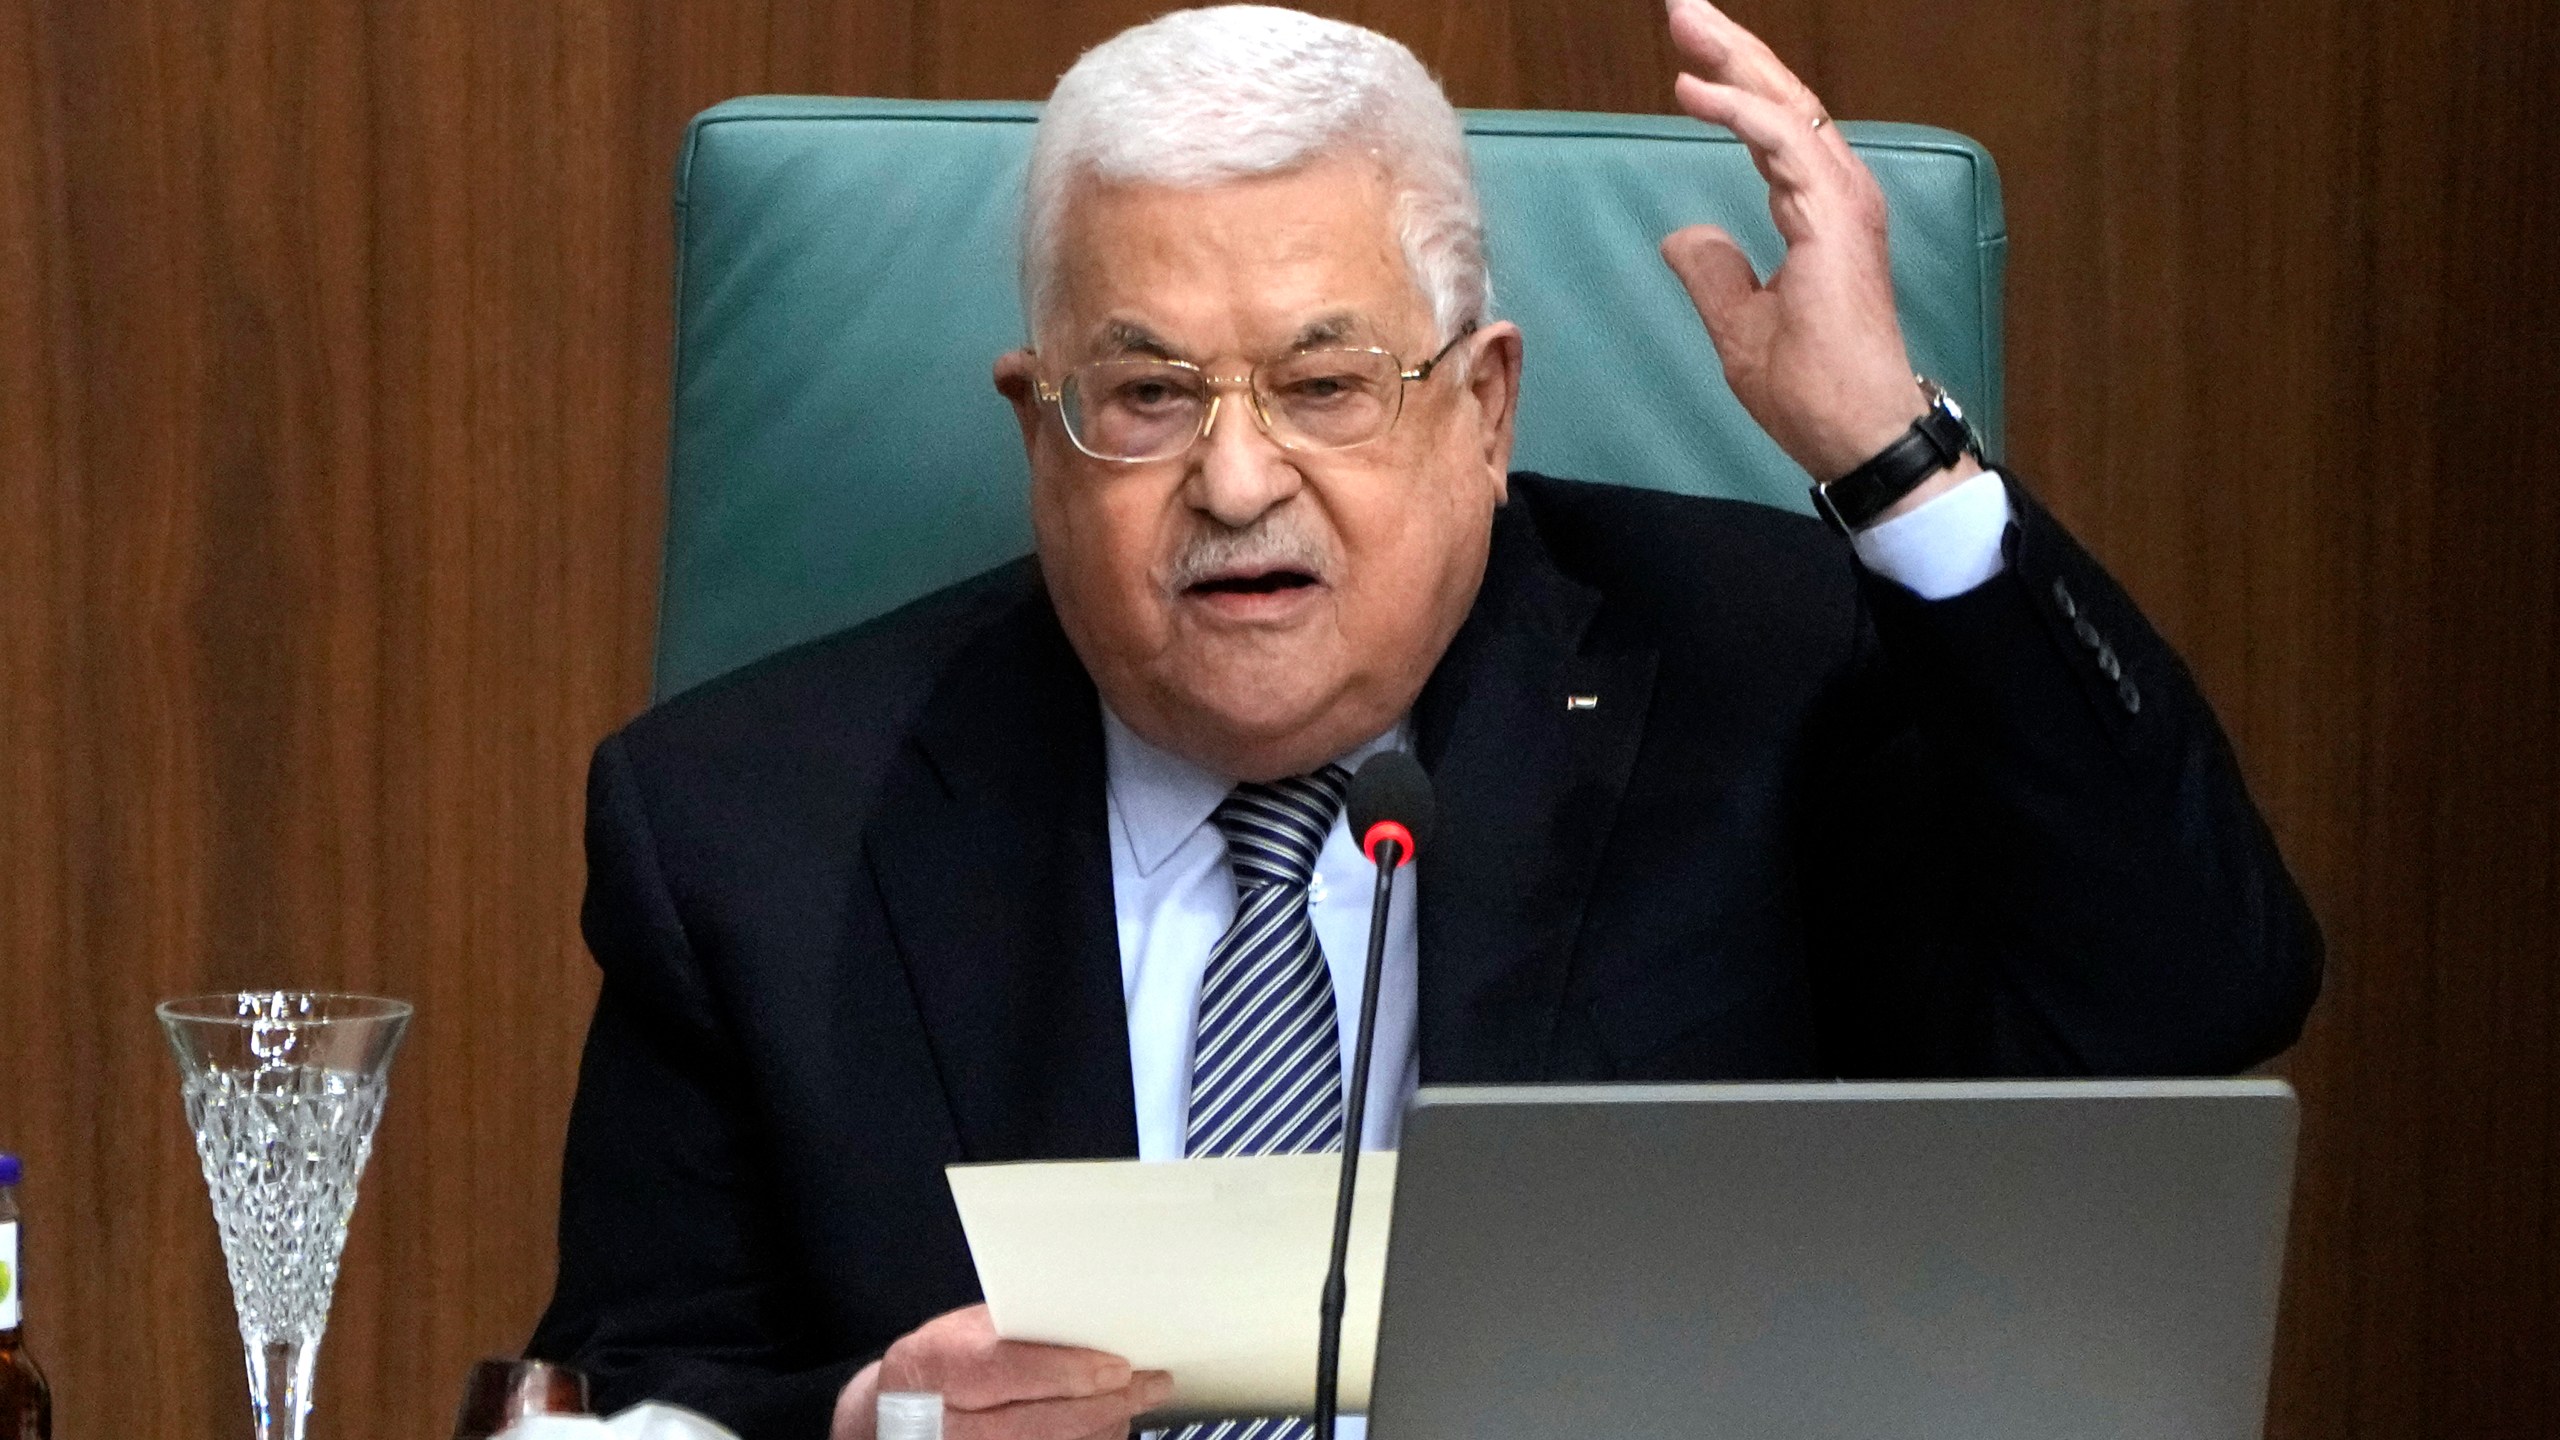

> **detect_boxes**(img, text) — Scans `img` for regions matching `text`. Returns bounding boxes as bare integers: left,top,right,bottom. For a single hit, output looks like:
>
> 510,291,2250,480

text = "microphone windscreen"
1347,751,1436,859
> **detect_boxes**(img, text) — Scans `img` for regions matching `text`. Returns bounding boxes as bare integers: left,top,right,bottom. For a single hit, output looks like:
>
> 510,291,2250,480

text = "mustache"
1161,517,1335,592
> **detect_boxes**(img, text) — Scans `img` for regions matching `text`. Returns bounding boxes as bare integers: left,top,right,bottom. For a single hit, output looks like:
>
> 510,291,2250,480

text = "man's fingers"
881,1310,1138,1411
934,1341,1135,1410
1661,224,1762,348
1665,0,1828,125
1672,74,1825,166
1663,0,1734,77
943,1393,1137,1440
943,1373,1176,1440
1673,77,1850,232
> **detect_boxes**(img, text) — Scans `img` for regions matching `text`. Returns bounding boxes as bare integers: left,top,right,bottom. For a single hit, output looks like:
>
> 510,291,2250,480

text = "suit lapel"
1414,504,1658,1082
864,589,1140,1162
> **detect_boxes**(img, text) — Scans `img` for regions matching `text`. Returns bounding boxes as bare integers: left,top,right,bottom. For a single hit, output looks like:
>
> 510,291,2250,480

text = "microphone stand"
1313,834,1403,1440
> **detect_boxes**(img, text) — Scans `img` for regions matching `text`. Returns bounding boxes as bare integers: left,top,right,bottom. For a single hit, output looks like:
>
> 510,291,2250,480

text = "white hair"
1020,5,1490,350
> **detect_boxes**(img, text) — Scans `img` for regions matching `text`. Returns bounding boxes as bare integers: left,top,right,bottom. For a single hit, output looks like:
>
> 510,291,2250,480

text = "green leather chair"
656,97,2006,700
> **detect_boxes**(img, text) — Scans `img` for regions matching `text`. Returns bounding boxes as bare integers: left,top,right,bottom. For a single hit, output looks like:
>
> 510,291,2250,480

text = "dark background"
3,0,2552,1435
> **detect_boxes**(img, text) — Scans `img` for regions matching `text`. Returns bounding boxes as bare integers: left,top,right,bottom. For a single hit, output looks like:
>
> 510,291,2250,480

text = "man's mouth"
1187,567,1321,597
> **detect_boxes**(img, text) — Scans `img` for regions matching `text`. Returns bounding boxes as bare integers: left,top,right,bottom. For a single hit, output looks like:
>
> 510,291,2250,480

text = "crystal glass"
159,991,412,1440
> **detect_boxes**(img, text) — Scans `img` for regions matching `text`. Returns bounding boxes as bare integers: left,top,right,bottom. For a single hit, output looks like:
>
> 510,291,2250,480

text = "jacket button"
2051,578,2077,619
2119,678,2142,713
2073,617,2103,649
2097,646,2122,680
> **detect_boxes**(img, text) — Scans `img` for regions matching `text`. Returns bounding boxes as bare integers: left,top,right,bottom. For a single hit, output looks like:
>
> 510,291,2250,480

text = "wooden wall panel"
1,0,2550,1436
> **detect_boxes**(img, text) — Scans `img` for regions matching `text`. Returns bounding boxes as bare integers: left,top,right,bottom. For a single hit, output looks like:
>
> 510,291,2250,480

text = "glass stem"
245,1335,321,1440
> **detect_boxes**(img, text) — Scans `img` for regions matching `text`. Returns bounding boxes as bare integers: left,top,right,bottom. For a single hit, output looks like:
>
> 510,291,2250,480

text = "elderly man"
529,5,2321,1440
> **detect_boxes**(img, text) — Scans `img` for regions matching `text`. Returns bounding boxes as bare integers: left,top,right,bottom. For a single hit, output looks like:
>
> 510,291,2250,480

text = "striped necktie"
1172,766,1350,1440
1186,765,1352,1160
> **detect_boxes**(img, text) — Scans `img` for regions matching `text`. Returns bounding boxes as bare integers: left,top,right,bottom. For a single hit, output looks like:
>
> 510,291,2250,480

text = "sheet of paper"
946,1151,1397,1421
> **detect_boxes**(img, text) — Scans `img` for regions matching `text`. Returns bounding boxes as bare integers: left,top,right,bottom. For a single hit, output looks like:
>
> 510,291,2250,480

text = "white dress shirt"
1102,471,2009,1431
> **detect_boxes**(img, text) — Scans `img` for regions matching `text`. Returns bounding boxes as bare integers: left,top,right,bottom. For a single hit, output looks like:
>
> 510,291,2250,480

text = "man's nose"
1183,386,1303,528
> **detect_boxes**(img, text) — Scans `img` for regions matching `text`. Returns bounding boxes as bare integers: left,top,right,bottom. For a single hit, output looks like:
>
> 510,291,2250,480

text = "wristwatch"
1809,377,1983,536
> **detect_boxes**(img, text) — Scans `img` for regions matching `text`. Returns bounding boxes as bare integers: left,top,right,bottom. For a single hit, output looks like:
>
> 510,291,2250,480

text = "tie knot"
1212,765,1350,893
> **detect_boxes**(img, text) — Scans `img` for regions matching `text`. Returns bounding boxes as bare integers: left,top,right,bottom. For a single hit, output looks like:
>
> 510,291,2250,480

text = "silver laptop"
1367,1079,2297,1440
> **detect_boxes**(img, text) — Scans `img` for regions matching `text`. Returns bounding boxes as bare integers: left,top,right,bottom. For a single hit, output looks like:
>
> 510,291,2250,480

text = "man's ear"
1463,321,1525,503
993,349,1043,455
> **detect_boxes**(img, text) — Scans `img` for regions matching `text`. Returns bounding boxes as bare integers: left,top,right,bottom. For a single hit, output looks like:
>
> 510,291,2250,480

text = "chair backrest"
658,97,2006,700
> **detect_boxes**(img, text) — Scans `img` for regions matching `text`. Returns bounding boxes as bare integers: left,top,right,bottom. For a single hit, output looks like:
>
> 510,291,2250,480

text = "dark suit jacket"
528,473,2320,1438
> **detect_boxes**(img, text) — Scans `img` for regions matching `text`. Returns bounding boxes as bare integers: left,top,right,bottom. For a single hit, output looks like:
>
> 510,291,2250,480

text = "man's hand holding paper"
943,1154,1398,1425
828,1306,1169,1440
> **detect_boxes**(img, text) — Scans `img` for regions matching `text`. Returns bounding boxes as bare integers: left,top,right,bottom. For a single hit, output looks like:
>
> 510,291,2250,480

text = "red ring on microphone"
1360,820,1417,868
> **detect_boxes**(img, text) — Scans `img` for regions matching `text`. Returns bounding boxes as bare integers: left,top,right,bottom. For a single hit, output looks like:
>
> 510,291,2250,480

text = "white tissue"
496,1402,741,1440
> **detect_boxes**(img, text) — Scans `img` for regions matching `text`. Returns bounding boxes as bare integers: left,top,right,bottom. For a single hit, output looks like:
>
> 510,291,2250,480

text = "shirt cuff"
1847,468,2013,600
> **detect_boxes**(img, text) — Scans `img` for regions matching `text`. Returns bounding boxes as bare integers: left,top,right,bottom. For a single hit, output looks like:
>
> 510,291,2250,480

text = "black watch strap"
1809,380,1980,536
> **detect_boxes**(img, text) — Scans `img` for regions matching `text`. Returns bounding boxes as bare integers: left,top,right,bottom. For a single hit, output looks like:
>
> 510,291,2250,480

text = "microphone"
1314,752,1436,1440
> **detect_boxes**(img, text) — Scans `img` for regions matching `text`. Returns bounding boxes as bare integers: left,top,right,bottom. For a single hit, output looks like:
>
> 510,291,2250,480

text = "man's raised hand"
831,1305,1175,1440
1658,0,1972,498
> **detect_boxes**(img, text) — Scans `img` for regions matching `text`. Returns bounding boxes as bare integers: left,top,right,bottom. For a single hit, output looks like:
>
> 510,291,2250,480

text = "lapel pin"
1565,694,1600,711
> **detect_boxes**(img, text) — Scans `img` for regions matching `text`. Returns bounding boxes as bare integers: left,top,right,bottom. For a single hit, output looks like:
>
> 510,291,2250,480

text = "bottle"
451,1357,590,1439
875,1391,943,1440
0,1154,51,1440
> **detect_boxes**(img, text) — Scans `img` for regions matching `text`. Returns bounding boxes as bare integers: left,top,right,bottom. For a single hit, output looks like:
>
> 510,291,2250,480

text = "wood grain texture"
1,0,2551,1435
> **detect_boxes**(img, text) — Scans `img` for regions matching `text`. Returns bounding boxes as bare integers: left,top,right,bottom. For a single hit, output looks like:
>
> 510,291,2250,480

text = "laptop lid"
1368,1079,2297,1440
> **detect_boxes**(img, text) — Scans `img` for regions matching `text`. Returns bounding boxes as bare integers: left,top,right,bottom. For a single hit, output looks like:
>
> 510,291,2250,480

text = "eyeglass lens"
1060,349,1406,461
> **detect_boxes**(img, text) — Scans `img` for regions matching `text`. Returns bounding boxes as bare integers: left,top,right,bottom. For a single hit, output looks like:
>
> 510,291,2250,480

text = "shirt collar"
1102,704,1408,877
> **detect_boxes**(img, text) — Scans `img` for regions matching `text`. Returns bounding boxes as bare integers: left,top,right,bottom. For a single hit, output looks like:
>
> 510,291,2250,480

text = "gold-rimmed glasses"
1032,331,1470,464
